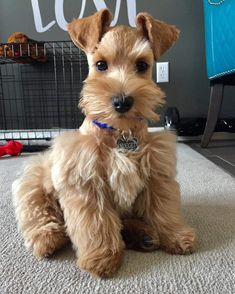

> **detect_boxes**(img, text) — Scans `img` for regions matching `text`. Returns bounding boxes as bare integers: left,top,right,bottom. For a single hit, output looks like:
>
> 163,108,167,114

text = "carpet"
0,144,234,294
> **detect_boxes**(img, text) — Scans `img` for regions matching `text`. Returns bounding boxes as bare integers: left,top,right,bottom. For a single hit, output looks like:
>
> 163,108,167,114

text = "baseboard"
148,127,235,142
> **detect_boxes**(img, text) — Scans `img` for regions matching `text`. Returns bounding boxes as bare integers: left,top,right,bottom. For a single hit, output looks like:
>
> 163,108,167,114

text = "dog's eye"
136,61,148,73
96,60,108,71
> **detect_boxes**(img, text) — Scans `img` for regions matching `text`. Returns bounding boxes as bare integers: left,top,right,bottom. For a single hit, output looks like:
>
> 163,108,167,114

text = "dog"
12,9,196,278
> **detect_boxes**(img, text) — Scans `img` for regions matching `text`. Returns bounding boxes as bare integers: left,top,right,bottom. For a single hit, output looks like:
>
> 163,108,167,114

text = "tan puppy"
12,9,196,278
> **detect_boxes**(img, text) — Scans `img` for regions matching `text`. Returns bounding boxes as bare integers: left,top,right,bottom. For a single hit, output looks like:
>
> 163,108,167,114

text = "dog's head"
68,9,179,127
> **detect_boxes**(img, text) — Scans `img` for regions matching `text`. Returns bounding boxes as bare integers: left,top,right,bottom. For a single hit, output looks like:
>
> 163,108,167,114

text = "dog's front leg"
138,178,196,255
59,187,124,278
134,132,196,255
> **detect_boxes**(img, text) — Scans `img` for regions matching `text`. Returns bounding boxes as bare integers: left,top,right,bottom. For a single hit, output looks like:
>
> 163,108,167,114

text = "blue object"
204,0,235,79
92,119,116,131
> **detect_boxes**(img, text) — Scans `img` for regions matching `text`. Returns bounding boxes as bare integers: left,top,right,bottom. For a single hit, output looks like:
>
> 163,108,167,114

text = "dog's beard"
79,77,165,125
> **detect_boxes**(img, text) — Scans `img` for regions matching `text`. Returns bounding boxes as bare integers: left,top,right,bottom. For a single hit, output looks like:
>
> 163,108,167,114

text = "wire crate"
0,40,88,149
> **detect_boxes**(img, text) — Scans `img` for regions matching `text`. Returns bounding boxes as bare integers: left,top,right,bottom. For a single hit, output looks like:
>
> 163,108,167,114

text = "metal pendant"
117,136,138,152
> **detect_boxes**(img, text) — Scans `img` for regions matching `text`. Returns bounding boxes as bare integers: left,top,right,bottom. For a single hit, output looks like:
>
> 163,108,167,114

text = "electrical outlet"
156,62,169,83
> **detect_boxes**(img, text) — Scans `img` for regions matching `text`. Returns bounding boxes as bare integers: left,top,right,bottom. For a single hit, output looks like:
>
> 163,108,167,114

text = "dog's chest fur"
52,132,149,211
52,130,175,215
106,147,150,212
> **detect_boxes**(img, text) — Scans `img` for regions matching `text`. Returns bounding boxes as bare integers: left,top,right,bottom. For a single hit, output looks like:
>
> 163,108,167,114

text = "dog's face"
68,9,179,126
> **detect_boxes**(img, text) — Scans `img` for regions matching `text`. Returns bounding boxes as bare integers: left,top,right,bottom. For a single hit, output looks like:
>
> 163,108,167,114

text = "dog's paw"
27,230,69,258
78,249,123,278
162,228,197,255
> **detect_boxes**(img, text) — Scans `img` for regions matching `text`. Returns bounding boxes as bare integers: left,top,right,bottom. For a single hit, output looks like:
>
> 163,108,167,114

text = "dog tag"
117,136,138,152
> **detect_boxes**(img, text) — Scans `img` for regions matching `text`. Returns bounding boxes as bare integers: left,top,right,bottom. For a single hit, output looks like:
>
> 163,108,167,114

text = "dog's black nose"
112,95,134,113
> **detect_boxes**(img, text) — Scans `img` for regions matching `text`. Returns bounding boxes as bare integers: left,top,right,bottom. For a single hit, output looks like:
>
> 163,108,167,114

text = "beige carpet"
0,144,235,294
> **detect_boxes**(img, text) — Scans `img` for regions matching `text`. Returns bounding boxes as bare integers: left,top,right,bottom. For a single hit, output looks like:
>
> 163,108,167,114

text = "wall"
0,0,234,125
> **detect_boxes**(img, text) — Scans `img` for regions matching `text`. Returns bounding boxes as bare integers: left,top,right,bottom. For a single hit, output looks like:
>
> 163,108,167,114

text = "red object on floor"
0,140,23,157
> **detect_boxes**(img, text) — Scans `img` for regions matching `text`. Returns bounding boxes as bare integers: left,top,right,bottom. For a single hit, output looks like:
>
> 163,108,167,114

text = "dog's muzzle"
112,95,134,113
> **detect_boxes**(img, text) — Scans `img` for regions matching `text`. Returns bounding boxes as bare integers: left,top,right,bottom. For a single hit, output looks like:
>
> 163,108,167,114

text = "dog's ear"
136,13,180,60
67,9,112,53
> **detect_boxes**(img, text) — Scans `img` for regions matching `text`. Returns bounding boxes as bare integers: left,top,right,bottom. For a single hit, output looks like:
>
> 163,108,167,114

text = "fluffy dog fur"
12,9,196,278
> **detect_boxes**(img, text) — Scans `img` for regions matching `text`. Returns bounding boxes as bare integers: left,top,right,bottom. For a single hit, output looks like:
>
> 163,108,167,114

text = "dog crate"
0,40,88,150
